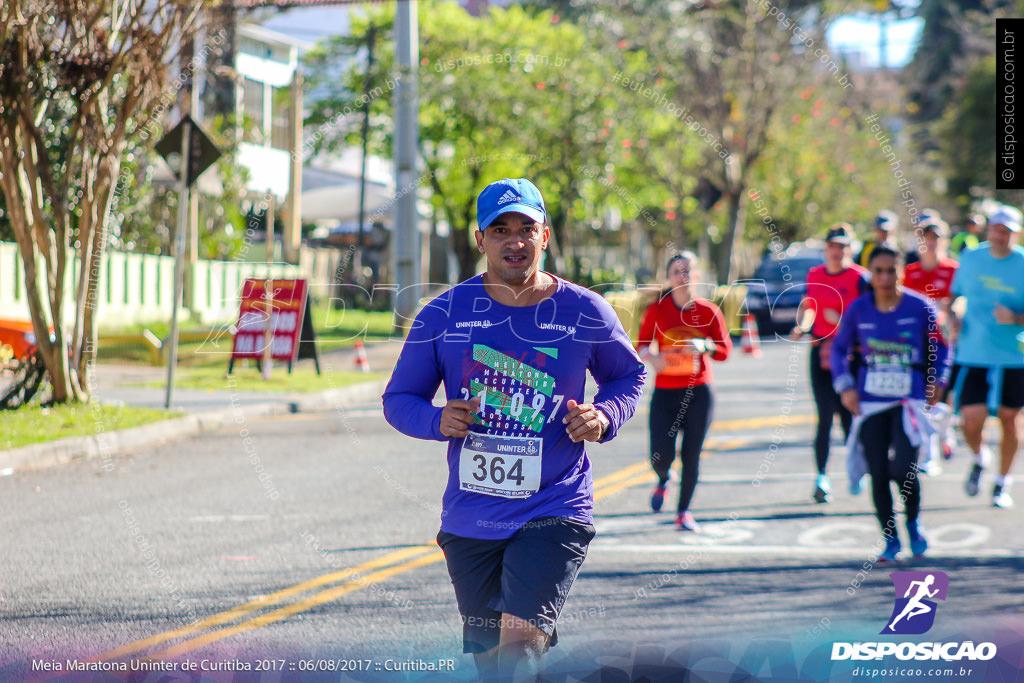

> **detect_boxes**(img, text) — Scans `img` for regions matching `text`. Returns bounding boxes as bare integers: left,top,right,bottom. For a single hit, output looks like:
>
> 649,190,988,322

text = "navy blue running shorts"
436,516,596,654
952,365,1024,410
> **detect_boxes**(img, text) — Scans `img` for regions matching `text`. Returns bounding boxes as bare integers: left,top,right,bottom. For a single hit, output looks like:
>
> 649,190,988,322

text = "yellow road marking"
148,551,447,661
91,544,437,662
712,414,815,431
592,461,649,489
148,466,664,661
98,412,816,662
708,437,749,452
594,471,656,501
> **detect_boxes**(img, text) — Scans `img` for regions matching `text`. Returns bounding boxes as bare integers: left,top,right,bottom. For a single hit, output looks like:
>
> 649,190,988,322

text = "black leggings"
649,384,714,513
860,406,922,537
810,344,853,475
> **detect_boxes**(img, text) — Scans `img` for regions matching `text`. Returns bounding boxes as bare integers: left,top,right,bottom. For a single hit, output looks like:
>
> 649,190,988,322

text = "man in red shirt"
792,224,869,502
904,220,958,303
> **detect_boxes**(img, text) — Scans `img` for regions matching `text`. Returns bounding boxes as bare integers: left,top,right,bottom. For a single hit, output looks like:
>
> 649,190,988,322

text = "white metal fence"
0,241,300,328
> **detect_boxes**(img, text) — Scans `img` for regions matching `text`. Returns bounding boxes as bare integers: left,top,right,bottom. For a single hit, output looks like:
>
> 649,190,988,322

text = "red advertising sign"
231,279,308,362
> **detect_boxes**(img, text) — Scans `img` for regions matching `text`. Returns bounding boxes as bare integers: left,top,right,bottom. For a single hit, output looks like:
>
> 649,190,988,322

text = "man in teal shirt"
951,206,1024,508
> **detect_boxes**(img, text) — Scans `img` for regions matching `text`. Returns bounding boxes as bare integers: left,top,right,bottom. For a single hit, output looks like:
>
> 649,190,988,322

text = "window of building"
241,77,265,144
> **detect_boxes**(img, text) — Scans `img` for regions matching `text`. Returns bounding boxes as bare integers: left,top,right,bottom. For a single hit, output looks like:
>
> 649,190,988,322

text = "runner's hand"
563,399,609,443
440,395,481,438
686,338,709,354
646,353,668,373
840,389,861,416
994,304,1017,325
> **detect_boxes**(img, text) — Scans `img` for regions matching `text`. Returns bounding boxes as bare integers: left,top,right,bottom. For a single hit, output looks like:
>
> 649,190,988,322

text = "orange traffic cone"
354,339,370,373
741,314,762,357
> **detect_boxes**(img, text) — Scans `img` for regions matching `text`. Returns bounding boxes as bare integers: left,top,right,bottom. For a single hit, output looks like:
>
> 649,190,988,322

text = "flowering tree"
0,0,202,402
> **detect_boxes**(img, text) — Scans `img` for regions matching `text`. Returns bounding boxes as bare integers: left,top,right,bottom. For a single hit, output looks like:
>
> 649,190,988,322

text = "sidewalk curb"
0,378,390,474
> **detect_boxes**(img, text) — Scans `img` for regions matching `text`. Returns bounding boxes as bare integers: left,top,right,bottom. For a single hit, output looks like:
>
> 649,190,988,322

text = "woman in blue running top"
830,245,950,563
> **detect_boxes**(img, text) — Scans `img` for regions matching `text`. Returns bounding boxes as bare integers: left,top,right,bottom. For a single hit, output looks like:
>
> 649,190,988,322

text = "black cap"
825,225,852,245
920,220,948,237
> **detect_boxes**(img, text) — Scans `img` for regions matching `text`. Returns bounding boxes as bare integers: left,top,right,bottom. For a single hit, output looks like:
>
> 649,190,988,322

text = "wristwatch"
597,410,611,439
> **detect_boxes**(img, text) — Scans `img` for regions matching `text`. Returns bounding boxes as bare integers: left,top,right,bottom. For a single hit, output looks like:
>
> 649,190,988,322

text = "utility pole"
393,1,420,331
356,23,377,281
263,192,276,380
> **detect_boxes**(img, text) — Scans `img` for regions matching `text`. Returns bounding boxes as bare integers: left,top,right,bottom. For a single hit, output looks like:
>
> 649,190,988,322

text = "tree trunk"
0,121,73,402
716,190,745,286
77,154,121,395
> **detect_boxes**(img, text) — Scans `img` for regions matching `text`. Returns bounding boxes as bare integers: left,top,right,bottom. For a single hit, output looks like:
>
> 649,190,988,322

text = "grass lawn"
1,404,176,451
136,365,384,393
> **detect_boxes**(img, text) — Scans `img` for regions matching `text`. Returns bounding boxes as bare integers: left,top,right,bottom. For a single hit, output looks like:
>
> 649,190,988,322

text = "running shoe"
906,520,928,557
877,535,902,563
965,464,984,497
813,474,831,504
849,475,865,496
675,511,701,533
650,483,667,513
922,459,943,476
941,440,954,460
992,485,1015,509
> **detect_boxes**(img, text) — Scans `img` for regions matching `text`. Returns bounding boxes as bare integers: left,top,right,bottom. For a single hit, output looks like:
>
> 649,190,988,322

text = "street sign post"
157,115,222,409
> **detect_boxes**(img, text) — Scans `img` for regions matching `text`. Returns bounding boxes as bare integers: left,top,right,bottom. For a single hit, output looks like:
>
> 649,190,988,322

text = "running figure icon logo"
881,571,949,635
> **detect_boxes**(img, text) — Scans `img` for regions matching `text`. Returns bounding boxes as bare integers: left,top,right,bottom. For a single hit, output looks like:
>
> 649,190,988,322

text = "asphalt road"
2,341,1022,682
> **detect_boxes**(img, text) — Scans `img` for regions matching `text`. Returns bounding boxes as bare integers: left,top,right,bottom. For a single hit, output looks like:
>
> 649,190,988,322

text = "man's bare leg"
996,406,1021,476
960,405,988,457
472,613,549,682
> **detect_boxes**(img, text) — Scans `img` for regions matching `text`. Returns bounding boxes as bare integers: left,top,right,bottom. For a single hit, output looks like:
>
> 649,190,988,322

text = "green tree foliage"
747,82,897,250
527,0,846,282
108,114,251,259
903,0,994,126
934,57,1024,211
304,1,655,281
904,0,1022,214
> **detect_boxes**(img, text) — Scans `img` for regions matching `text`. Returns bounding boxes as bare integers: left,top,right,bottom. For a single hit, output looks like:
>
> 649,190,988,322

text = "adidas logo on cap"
497,190,521,205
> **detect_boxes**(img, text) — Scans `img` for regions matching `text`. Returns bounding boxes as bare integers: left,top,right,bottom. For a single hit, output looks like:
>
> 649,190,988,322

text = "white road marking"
591,520,1008,558
589,543,1019,559
188,515,271,523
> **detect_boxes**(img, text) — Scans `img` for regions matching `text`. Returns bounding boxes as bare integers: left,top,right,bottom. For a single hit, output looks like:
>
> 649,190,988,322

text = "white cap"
989,206,1022,233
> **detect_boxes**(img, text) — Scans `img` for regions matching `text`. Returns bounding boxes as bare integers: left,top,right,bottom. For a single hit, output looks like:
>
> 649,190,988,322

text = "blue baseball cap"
875,210,897,231
476,178,547,231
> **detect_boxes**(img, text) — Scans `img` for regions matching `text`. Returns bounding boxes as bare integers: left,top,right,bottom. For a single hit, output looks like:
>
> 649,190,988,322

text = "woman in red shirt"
637,252,732,531
792,225,868,503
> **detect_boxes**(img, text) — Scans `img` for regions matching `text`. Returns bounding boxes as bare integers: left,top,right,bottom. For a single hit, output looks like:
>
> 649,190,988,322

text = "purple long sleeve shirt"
382,275,646,539
830,290,951,402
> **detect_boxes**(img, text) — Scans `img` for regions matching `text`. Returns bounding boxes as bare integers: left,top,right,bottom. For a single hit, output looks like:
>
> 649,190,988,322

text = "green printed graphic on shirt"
473,344,555,396
469,379,547,433
865,338,914,367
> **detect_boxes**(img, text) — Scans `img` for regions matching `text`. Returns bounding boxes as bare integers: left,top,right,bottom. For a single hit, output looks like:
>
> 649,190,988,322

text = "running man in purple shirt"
382,178,645,681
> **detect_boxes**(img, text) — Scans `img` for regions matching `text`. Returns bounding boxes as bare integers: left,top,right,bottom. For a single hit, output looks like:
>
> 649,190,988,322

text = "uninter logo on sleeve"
831,571,997,662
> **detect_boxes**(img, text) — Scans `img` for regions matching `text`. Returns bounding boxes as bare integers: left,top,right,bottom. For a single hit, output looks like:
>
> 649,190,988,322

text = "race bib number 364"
459,434,542,499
